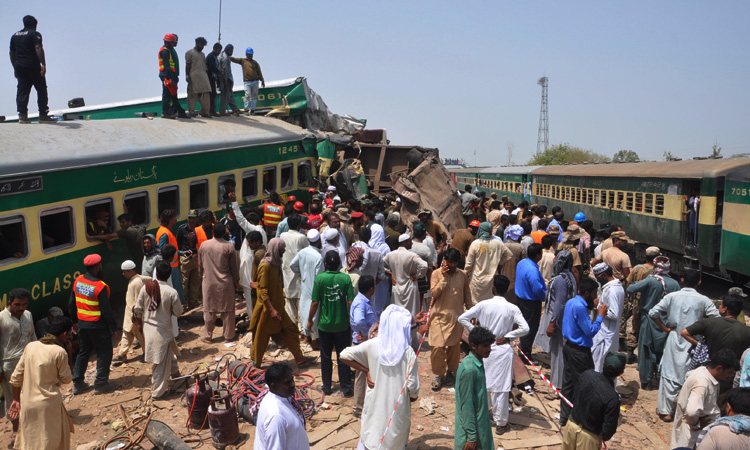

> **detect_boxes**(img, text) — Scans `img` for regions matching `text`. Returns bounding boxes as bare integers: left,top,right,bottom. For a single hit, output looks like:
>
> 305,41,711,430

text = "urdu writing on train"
113,166,158,184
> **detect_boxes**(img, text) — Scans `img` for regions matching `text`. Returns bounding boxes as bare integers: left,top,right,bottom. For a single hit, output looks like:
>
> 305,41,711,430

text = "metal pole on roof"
537,76,549,155
218,0,222,43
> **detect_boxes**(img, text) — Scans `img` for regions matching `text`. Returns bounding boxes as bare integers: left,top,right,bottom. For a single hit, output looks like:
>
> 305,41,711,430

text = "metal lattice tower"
536,76,549,154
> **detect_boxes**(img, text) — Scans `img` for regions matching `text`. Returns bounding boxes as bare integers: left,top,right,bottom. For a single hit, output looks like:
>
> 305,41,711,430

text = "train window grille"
575,188,581,203
39,206,75,253
635,193,643,212
263,166,277,194
84,198,115,239
644,194,654,214
218,174,236,206
0,214,28,264
566,187,572,201
124,191,150,226
242,170,258,200
587,189,594,205
626,193,634,211
600,190,607,207
189,180,209,212
157,185,180,219
280,163,294,191
655,195,665,215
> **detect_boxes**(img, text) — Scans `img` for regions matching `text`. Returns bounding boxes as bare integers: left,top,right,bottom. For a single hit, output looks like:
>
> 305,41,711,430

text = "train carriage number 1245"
278,145,299,155
731,187,749,197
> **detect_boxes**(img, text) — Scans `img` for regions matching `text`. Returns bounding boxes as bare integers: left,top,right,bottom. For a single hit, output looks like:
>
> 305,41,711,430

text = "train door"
682,180,701,251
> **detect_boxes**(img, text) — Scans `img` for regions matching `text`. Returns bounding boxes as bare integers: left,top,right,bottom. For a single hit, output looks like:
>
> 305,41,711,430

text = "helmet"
288,196,297,203
574,212,586,222
469,220,481,227
163,34,177,42
245,47,254,55
294,202,305,212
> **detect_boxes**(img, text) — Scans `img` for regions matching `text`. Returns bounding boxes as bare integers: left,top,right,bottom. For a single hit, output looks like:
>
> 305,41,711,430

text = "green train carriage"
0,116,317,318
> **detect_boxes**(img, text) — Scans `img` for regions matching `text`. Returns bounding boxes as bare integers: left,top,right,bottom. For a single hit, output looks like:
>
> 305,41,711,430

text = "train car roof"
0,116,314,178
531,158,750,179
480,165,542,175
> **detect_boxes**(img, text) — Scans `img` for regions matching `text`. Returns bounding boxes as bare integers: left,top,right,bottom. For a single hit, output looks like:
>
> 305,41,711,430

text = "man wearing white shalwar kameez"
368,224,392,315
291,230,324,343
253,363,310,450
352,227,387,290
279,215,309,333
341,305,420,450
458,275,529,431
384,235,428,319
134,262,183,399
591,263,625,372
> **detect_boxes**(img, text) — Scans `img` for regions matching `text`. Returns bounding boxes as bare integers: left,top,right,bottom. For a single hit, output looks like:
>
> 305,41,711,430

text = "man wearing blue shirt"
515,243,547,360
560,278,609,426
349,275,377,418
546,210,564,242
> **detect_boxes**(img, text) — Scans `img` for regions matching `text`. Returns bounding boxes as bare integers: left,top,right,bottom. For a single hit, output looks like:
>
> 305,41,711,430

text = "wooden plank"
618,423,647,441
309,409,341,422
633,421,668,450
501,435,562,449
307,417,354,444
312,428,359,450
508,414,555,430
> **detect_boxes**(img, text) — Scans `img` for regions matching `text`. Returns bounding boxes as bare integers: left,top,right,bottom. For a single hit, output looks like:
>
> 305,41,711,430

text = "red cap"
288,196,297,202
469,220,481,227
308,188,316,192
163,34,177,42
293,201,304,212
83,254,102,266
351,211,364,219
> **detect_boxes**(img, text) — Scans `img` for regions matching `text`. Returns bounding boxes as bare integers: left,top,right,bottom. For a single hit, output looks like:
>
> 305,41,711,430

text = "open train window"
218,174,236,206
242,169,258,200
655,195,665,215
124,191,150,226
85,198,115,238
600,190,607,207
644,194,654,214
626,193,634,211
280,163,294,191
608,191,615,208
158,185,180,218
587,189,594,205
635,193,643,212
40,206,75,252
616,192,624,209
575,188,581,203
298,161,313,187
262,166,276,194
189,180,208,211
0,215,28,264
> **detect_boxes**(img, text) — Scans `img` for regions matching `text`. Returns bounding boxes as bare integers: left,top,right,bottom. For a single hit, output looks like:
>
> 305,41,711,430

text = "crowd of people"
3,179,750,450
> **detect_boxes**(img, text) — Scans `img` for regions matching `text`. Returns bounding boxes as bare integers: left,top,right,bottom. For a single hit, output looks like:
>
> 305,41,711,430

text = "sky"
2,1,749,165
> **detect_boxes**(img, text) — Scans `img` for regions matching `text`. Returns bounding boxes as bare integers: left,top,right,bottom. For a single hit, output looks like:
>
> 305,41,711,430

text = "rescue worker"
158,34,189,119
261,192,283,236
156,209,185,304
230,47,265,114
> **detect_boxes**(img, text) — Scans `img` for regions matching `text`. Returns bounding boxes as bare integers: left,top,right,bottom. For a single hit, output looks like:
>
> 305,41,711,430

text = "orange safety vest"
263,204,283,228
73,275,110,322
156,226,179,268
195,225,208,249
158,46,175,73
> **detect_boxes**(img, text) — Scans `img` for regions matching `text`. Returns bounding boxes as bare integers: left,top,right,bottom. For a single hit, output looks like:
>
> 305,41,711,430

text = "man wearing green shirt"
309,250,355,396
455,326,495,450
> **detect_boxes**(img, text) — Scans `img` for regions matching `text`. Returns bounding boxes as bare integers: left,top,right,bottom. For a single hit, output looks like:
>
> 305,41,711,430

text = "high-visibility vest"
158,46,175,73
263,204,282,228
156,226,179,268
73,275,110,322
195,225,209,249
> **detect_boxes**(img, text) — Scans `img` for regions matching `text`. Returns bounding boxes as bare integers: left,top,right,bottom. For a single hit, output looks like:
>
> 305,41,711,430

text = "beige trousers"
203,310,235,341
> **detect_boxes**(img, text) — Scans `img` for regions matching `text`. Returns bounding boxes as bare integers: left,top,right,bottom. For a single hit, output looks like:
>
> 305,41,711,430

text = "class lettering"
1,271,82,309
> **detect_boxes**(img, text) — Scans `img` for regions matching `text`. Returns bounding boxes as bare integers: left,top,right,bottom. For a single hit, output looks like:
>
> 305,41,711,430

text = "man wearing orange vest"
156,209,186,304
177,209,201,309
68,254,121,395
158,33,189,119
261,191,283,236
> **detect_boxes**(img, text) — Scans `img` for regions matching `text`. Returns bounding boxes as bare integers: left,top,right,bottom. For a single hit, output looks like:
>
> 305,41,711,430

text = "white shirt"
458,296,529,392
591,279,625,371
0,309,36,372
279,229,309,299
384,247,428,317
254,392,309,450
231,201,268,246
290,246,324,307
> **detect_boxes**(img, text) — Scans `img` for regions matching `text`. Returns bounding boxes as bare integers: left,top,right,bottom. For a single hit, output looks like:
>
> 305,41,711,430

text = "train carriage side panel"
720,168,750,277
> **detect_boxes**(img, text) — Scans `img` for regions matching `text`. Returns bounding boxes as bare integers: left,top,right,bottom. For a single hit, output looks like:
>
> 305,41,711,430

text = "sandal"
655,408,673,422
296,356,318,369
431,376,443,391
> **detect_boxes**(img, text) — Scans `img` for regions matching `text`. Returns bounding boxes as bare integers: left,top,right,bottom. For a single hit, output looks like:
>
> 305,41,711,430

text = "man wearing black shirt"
562,352,625,450
9,15,51,123
177,210,201,308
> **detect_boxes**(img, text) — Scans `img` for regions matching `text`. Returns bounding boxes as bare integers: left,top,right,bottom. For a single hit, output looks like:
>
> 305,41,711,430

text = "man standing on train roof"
156,209,186,304
69,254,121,395
10,15,52,123
185,37,212,118
205,42,222,117
230,47,265,114
217,44,241,116
158,34,188,119
87,212,146,273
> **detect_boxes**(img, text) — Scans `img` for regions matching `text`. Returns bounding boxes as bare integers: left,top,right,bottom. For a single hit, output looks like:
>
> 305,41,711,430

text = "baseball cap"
188,209,199,218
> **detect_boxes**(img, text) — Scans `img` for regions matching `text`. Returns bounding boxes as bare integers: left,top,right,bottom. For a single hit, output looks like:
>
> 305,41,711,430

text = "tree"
663,151,677,161
612,150,640,163
711,140,722,158
528,143,610,165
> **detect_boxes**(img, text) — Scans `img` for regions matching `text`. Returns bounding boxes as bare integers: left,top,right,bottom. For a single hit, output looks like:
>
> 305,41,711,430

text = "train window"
124,191,150,226
242,169,258,200
298,161,313,187
593,190,600,206
0,215,28,264
189,180,209,211
608,191,615,208
600,190,607,207
566,187,572,201
218,174,236,205
655,195,665,215
40,206,75,252
575,188,581,203
262,166,276,194
644,194,654,214
587,189,594,205
616,192,624,209
158,185,180,218
626,193,634,211
85,198,115,238
280,163,294,191
635,193,643,212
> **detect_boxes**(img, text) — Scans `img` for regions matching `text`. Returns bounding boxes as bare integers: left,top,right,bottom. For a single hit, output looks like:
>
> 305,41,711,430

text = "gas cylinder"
208,392,240,449
185,377,213,430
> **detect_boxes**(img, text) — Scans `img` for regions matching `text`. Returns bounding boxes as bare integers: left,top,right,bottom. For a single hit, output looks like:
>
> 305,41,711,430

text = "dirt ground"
1,302,676,450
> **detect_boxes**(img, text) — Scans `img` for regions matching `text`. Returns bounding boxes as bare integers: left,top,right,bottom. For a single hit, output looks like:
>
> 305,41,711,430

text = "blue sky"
2,1,749,164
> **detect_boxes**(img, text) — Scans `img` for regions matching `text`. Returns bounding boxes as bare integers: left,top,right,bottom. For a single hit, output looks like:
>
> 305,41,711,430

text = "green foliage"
663,151,677,161
612,150,640,163
711,141,722,158
528,143,610,165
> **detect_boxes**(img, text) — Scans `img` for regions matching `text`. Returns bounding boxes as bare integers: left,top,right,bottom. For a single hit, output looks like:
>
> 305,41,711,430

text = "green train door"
719,169,750,282
682,181,701,266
